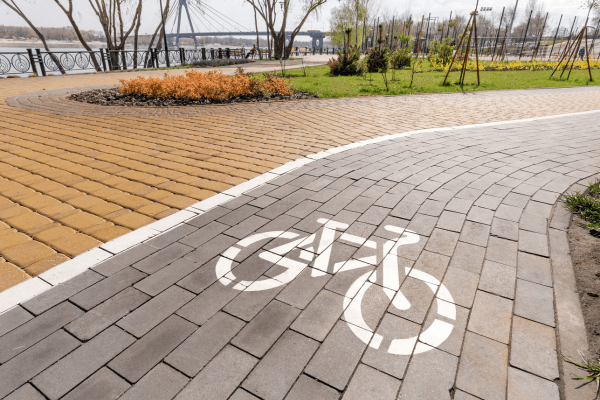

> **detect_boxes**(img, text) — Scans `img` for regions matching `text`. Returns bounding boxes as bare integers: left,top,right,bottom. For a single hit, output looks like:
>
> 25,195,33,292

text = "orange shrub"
119,70,294,100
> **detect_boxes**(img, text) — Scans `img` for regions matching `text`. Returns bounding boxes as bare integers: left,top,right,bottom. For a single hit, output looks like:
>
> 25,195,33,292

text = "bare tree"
0,0,66,74
89,0,142,51
52,0,101,70
245,0,328,59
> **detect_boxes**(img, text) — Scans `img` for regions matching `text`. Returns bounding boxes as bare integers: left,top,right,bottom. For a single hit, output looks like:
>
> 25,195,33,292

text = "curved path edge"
1,109,599,399
550,177,599,399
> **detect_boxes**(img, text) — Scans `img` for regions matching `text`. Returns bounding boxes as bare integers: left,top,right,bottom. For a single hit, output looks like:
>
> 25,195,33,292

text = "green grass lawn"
282,64,600,98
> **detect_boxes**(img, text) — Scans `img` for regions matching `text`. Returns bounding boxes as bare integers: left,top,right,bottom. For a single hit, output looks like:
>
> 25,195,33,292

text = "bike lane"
1,111,599,399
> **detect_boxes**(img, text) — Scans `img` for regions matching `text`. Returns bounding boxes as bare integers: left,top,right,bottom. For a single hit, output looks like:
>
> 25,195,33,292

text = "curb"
550,175,600,400
1,108,600,316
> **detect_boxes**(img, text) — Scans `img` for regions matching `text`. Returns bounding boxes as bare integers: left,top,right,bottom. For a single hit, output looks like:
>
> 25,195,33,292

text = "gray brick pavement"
1,113,598,399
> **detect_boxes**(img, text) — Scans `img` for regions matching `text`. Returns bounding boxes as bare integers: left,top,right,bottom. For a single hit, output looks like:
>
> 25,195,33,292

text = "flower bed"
119,69,294,100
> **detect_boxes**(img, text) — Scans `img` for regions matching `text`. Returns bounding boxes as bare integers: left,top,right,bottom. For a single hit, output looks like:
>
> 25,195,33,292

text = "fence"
0,47,249,77
0,46,340,77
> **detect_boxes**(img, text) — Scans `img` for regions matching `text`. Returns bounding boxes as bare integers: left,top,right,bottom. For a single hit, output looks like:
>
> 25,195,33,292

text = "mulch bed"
68,87,316,107
569,213,600,359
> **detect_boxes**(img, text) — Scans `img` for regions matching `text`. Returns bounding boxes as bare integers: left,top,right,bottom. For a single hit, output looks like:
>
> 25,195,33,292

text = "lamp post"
159,0,170,67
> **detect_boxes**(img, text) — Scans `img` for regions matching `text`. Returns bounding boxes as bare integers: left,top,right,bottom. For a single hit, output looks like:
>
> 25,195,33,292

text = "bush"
328,46,364,76
119,70,294,100
366,46,390,73
390,35,413,69
427,38,455,65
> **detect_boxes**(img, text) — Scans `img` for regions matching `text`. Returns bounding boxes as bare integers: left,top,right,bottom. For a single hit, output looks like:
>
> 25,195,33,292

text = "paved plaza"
1,104,599,398
2,64,600,292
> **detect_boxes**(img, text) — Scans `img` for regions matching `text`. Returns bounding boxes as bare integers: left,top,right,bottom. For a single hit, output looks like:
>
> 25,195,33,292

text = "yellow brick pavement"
1,66,600,292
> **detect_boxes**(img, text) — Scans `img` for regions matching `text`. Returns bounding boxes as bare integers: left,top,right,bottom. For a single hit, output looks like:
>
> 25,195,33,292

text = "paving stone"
165,311,244,377
108,315,197,383
65,287,150,341
145,223,198,249
178,221,229,248
486,236,518,267
230,389,261,400
248,195,278,208
286,200,322,218
276,267,332,309
217,204,260,226
449,241,486,274
417,199,446,217
491,217,519,241
502,192,530,208
325,260,374,297
517,251,553,286
21,270,103,315
293,211,335,233
411,250,450,284
184,234,238,267
388,276,436,324
186,206,230,228
243,330,319,400
406,213,438,236
222,195,254,209
510,316,559,380
232,299,300,357
305,320,370,391
309,188,340,203
514,279,555,327
342,280,392,331
0,330,81,398
132,242,193,274
291,289,345,342
91,244,156,277
223,280,285,322
478,260,517,299
3,384,45,400
439,267,479,308
453,390,480,400
257,214,301,233
70,266,147,310
494,204,523,222
507,367,559,400
177,280,239,325
524,201,553,219
0,301,82,363
32,326,135,400
118,285,195,338
467,290,513,344
466,206,495,225
0,306,32,337
343,363,400,400
474,194,503,210
519,213,548,234
285,374,340,400
459,221,490,247
436,210,466,232
361,313,418,378
312,241,357,272
424,228,459,256
390,201,420,220
455,331,508,400
374,192,404,209
518,229,549,257
134,258,200,296
397,344,458,400
445,198,474,214
532,189,560,204
119,363,189,400
174,345,257,400
62,367,130,400
256,200,297,219
421,302,469,356
357,205,389,225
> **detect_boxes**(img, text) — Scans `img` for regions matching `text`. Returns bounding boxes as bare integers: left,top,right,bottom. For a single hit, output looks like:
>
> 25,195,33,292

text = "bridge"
165,31,326,49
162,0,325,49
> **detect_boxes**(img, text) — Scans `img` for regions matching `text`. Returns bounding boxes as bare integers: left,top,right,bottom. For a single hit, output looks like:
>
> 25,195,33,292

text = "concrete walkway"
2,66,600,292
1,111,598,399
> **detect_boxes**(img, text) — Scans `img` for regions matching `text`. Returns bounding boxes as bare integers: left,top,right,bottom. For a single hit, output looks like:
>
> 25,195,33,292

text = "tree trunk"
53,0,101,71
1,0,66,74
254,7,262,59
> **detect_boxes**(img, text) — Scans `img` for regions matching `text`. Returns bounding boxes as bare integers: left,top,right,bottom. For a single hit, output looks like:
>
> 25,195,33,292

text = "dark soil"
67,87,317,107
569,213,600,359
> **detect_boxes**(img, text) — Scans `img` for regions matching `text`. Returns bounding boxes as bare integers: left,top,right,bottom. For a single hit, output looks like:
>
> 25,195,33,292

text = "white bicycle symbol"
215,218,456,355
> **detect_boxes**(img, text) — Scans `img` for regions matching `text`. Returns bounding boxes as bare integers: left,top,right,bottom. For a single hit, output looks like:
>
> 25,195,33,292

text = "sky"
0,0,592,37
